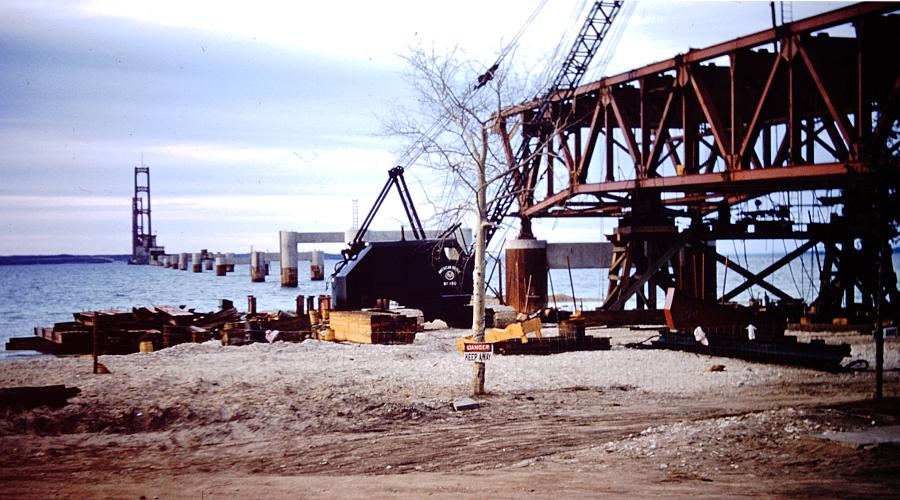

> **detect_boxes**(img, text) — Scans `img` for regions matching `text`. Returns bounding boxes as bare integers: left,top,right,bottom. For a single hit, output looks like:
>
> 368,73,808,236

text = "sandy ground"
1,325,899,498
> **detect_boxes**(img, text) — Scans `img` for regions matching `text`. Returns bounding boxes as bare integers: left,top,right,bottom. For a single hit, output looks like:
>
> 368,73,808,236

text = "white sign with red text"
463,342,492,362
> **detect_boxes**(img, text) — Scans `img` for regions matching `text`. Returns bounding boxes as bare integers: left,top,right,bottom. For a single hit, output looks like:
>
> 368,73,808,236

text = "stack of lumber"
328,311,417,344
220,310,312,346
6,305,240,355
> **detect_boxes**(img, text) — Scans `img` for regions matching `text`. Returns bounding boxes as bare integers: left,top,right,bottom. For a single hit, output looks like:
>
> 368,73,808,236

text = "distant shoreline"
0,255,131,266
0,253,345,266
2,247,898,266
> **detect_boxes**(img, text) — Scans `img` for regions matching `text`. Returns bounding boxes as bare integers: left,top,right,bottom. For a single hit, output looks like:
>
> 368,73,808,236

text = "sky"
0,0,852,255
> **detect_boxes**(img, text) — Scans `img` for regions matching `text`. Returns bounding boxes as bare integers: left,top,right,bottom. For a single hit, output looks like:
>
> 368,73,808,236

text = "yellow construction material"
328,310,417,344
456,318,543,351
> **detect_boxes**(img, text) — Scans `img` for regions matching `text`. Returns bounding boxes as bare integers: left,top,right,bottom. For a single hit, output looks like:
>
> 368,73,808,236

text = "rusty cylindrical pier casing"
310,250,325,281
247,295,257,315
205,256,213,271
250,251,266,282
225,252,235,272
178,252,188,271
192,252,202,272
215,255,227,276
505,239,548,314
280,230,298,287
295,295,305,316
318,295,331,321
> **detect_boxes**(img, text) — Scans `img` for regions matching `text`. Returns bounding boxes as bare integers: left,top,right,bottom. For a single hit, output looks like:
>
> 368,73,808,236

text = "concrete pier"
215,255,227,276
225,253,235,272
204,254,213,271
178,252,188,271
310,250,325,281
192,252,202,272
506,239,548,314
280,230,298,287
247,295,257,315
250,251,266,282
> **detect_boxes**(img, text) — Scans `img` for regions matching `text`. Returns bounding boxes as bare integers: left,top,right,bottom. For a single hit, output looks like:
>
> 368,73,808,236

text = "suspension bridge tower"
130,165,164,264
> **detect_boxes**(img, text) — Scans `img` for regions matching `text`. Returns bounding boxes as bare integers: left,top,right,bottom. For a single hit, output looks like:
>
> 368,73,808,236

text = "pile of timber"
220,310,312,346
6,303,422,353
5,305,240,355
325,310,418,345
458,318,611,355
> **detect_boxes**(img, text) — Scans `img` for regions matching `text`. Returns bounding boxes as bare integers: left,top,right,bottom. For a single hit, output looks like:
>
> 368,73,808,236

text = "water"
2,253,898,359
0,260,335,359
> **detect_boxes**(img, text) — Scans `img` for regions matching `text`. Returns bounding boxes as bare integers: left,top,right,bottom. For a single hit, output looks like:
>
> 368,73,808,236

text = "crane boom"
483,0,624,247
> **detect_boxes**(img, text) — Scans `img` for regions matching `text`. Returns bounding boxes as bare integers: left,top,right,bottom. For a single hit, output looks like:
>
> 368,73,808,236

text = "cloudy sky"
0,1,849,255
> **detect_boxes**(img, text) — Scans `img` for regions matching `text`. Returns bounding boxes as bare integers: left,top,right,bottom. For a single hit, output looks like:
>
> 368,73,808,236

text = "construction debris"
456,317,610,356
452,397,481,411
6,299,429,354
220,309,311,346
6,305,242,355
656,288,852,371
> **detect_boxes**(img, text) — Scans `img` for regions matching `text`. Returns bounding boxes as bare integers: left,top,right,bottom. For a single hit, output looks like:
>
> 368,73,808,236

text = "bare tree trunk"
471,133,488,396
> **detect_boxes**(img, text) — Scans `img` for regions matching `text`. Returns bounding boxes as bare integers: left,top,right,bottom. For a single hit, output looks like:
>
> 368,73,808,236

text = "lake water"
2,253,898,359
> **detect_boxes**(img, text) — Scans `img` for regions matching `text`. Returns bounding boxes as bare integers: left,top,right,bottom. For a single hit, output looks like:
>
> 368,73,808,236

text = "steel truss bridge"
498,2,900,321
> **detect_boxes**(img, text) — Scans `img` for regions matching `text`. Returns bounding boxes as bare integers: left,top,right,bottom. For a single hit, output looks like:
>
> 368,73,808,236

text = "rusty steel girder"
498,2,900,317
499,2,900,219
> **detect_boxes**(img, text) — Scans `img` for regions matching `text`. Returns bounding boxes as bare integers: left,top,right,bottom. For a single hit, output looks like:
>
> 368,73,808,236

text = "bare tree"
385,44,527,395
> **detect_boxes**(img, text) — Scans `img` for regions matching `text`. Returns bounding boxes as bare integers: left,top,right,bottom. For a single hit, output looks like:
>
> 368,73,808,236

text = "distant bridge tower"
130,165,164,264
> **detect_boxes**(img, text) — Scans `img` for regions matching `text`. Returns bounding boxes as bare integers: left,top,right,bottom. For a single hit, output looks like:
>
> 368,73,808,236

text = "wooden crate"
329,311,417,345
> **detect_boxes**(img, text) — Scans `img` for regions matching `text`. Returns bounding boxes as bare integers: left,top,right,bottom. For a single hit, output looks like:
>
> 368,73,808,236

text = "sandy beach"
1,325,898,498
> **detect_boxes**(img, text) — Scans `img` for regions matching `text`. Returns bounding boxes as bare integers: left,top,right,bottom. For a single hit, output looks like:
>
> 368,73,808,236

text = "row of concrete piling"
152,247,325,286
156,250,240,276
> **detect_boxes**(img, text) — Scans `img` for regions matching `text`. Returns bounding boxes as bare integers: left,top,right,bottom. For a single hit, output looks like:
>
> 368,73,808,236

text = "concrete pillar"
215,255,227,276
192,252,202,272
280,230,298,287
179,252,188,271
250,251,266,282
505,239,548,314
205,255,213,271
310,250,325,281
225,252,235,272
247,295,257,315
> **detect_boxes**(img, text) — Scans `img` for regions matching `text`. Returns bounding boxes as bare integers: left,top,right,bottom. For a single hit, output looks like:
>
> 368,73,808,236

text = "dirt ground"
1,326,898,498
